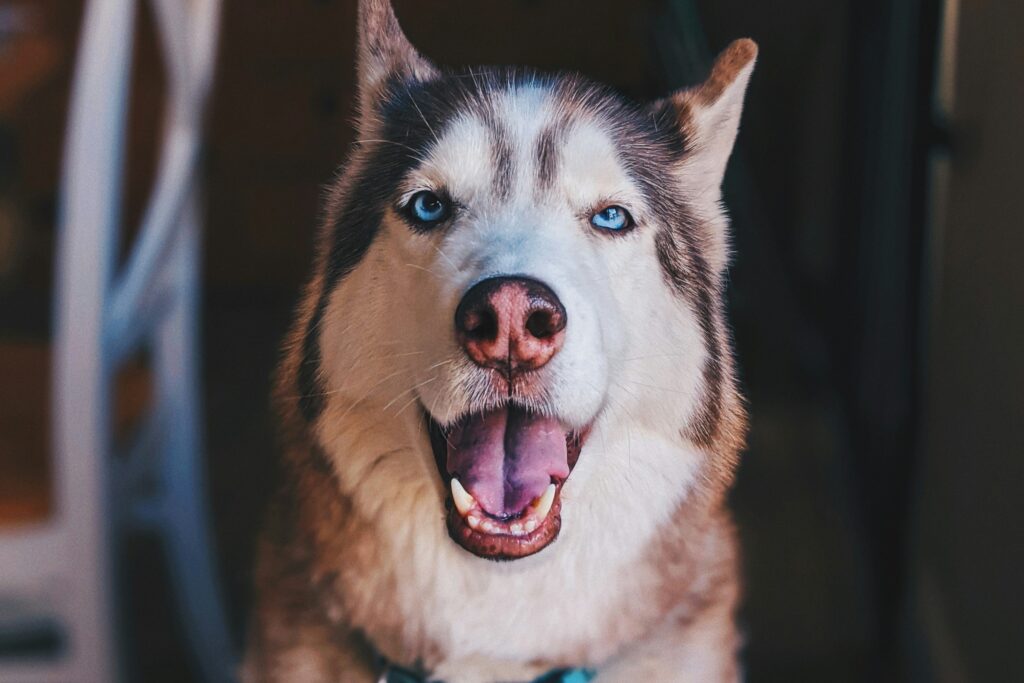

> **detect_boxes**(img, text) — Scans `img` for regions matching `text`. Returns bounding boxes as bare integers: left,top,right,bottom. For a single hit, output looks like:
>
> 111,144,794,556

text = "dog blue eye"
409,191,450,223
591,206,634,232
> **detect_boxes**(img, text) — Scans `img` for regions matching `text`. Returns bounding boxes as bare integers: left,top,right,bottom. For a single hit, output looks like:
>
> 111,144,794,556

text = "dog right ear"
653,39,757,199
356,0,437,125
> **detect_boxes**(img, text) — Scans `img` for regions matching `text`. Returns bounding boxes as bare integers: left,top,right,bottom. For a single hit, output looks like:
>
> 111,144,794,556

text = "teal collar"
379,662,595,683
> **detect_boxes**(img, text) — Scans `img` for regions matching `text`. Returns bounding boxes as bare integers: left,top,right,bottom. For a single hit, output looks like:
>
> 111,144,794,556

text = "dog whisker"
431,244,459,272
402,80,438,145
293,365,411,401
294,346,425,396
380,350,428,359
382,374,439,413
332,366,416,421
619,380,690,396
394,377,439,418
357,138,422,155
425,358,455,372
609,352,692,362
404,262,445,280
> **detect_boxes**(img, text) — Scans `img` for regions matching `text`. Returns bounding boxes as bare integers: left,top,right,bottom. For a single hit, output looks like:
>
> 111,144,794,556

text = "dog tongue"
447,407,569,517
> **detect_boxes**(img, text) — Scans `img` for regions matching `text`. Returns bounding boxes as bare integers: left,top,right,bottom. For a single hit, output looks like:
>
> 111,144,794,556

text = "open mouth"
426,406,588,560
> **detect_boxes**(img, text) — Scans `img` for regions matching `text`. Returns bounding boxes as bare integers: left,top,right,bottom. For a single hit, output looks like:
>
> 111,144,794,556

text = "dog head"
281,0,753,561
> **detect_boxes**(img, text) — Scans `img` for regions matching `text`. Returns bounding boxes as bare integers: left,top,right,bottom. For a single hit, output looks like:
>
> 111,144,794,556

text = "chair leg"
48,0,139,679
154,188,236,682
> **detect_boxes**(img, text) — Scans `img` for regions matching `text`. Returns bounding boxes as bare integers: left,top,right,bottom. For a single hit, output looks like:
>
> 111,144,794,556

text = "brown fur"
246,5,754,679
691,39,758,107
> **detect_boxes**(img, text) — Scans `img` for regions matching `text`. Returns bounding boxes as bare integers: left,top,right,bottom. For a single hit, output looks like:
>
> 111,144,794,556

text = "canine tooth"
450,478,476,516
532,483,556,520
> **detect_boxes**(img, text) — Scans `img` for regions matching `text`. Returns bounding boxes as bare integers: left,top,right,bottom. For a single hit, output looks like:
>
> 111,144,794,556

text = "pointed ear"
356,0,437,122
659,39,757,195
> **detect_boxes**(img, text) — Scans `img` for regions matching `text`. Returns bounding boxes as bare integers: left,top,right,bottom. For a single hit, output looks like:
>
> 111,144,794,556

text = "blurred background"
0,0,1021,681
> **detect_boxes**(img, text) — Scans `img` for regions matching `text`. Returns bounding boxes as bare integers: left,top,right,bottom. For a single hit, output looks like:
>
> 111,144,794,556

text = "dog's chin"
425,407,589,561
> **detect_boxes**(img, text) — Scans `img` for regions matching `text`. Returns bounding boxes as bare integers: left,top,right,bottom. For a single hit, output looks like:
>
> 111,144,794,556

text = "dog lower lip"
425,407,588,560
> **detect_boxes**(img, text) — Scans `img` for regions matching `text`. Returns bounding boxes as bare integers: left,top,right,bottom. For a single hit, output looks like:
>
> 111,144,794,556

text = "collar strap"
377,659,431,683
378,663,595,683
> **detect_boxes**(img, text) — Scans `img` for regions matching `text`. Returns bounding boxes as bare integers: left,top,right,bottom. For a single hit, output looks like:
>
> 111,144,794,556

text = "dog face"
285,0,754,562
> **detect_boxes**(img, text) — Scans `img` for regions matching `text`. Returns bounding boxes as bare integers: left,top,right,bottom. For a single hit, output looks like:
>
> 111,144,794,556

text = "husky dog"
246,1,755,681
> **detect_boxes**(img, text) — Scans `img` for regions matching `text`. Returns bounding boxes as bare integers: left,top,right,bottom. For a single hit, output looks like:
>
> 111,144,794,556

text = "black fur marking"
297,303,328,422
652,224,724,447
478,107,515,201
648,97,693,158
535,123,563,191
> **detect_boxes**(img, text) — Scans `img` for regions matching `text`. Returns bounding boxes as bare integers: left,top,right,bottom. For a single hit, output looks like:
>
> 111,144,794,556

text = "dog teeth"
450,478,477,516
531,483,556,521
454,479,557,537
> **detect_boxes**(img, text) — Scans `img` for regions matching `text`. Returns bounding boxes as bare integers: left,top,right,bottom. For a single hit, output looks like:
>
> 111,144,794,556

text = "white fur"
253,3,756,680
312,85,722,669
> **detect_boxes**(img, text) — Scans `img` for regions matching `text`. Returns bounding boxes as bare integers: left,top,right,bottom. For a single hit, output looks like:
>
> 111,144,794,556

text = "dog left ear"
655,39,757,196
356,0,437,125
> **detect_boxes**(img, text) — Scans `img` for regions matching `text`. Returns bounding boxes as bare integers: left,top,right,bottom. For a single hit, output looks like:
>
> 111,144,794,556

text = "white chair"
0,0,232,680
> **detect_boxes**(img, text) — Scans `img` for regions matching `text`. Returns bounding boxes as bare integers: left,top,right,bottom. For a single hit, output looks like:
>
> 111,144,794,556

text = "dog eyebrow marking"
481,108,515,201
535,122,564,192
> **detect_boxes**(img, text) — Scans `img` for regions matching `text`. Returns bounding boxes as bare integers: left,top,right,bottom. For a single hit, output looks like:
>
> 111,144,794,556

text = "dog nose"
455,276,567,375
